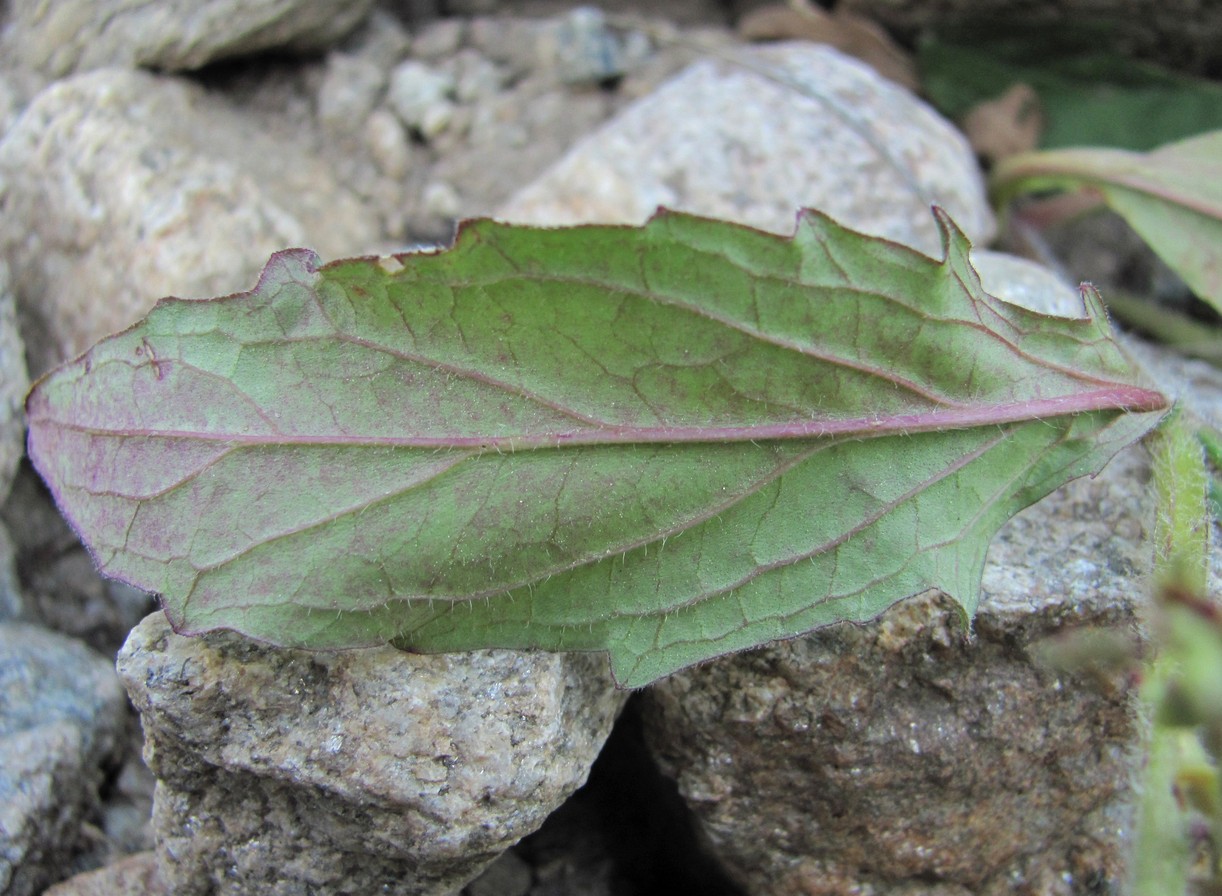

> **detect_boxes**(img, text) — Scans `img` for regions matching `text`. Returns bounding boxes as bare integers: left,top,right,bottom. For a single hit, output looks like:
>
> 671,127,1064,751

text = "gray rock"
498,43,993,254
641,585,1142,895
118,613,627,896
0,0,375,77
0,521,23,621
0,68,381,371
0,261,28,501
0,623,129,896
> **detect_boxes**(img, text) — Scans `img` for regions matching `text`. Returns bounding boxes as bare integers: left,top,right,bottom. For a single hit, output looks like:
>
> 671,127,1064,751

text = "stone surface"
388,59,459,140
0,623,129,896
0,68,381,372
0,260,28,501
0,520,23,621
972,248,1084,318
498,43,993,254
118,613,627,896
0,0,375,77
43,851,166,896
316,50,388,136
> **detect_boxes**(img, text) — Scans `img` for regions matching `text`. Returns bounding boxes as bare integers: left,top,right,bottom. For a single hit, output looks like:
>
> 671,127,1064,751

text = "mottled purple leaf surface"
27,208,1167,686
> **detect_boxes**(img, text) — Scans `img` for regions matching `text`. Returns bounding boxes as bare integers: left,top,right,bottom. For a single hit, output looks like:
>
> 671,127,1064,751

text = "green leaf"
919,30,1222,151
26,208,1167,687
992,131,1222,316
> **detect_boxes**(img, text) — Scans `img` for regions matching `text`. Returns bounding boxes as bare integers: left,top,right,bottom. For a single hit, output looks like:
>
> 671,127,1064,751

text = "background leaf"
27,209,1167,687
992,131,1222,316
919,29,1222,151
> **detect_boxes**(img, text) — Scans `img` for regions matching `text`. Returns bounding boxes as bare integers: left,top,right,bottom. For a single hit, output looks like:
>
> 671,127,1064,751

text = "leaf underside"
27,208,1166,687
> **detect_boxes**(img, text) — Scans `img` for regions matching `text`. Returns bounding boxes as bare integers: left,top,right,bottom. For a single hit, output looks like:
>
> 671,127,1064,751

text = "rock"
365,108,414,180
0,520,23,621
0,261,28,501
0,0,375,77
0,68,381,372
466,17,551,80
498,43,993,254
533,6,651,86
463,851,533,896
443,48,508,104
388,59,458,140
43,852,166,896
641,585,1144,894
118,613,627,896
411,18,467,64
432,74,618,222
972,248,1083,317
0,623,129,896
316,51,388,136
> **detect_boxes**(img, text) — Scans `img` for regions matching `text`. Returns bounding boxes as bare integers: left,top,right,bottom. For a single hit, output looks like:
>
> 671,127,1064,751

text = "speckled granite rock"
0,0,374,77
0,68,380,373
117,613,627,896
0,623,129,896
498,42,993,255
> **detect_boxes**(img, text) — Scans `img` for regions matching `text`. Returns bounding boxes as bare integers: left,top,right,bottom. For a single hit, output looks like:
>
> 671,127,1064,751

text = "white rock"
422,179,463,219
499,43,993,254
316,51,387,135
0,0,375,76
410,18,466,63
387,60,457,140
0,68,380,369
444,49,507,104
365,108,413,180
972,249,1084,317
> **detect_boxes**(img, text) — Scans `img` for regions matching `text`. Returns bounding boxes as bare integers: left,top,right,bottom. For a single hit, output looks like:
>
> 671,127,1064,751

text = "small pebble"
387,59,456,139
365,109,412,180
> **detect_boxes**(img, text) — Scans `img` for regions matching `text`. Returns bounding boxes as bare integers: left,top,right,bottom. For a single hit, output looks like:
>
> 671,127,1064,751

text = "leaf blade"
27,208,1167,686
